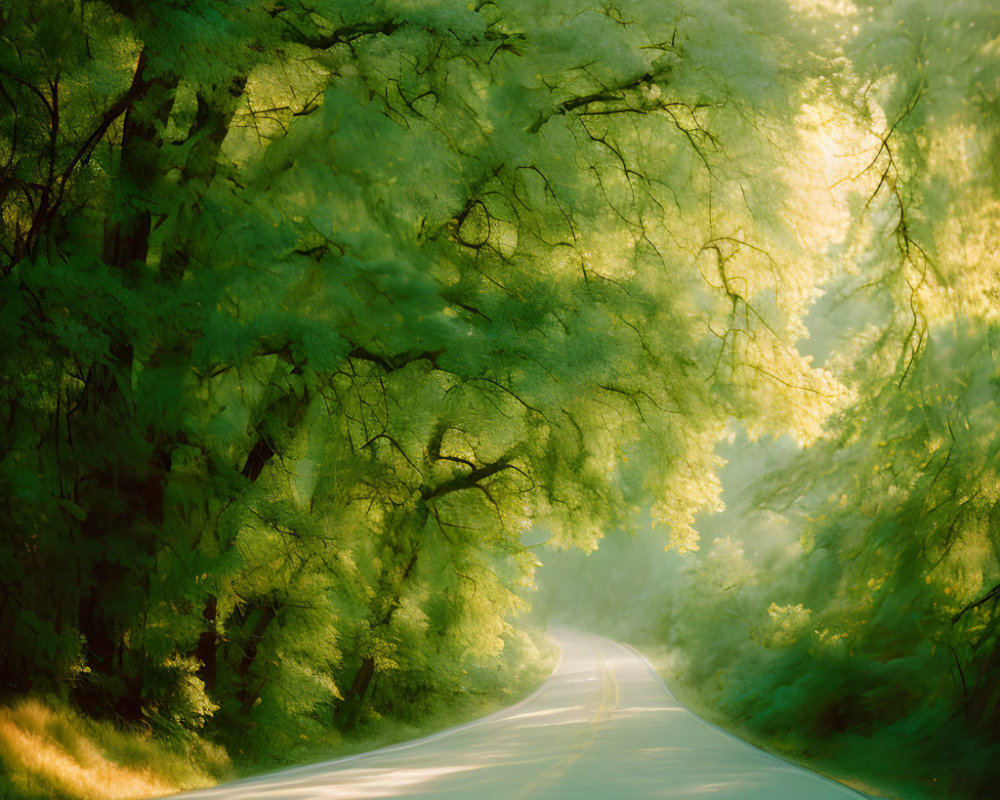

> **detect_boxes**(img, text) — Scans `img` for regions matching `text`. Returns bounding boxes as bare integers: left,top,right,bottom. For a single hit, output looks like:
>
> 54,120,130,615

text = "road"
171,629,867,799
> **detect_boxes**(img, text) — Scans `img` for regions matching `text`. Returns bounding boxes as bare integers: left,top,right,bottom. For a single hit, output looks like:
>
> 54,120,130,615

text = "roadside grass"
0,627,558,800
0,698,231,800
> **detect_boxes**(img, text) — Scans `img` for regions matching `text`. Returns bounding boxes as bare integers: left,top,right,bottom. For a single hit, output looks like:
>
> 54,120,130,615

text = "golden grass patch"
0,698,204,800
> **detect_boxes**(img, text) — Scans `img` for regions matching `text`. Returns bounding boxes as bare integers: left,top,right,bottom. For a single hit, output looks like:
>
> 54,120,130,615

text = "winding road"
172,629,867,799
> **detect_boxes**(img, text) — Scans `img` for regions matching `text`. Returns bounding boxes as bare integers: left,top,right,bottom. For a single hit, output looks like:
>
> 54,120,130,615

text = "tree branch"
422,459,514,501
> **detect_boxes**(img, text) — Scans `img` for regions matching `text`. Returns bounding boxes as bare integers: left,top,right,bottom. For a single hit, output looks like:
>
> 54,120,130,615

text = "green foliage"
4,0,998,796
142,656,219,732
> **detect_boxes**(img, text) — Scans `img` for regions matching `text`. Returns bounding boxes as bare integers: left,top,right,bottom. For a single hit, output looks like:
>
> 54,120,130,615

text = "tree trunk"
101,50,177,271
158,74,248,284
195,594,218,695
340,510,425,727
235,606,277,714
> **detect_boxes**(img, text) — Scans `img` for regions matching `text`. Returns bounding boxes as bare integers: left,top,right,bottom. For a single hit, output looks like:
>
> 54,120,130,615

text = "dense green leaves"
2,0,997,793
1,0,838,743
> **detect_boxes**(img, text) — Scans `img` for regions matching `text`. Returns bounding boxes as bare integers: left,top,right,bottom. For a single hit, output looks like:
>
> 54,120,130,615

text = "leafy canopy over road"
0,0,998,789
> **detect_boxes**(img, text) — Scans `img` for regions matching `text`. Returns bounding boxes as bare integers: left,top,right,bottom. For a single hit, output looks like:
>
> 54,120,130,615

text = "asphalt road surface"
171,629,867,799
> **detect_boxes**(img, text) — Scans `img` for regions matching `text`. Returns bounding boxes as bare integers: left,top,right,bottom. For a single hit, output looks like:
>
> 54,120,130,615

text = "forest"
0,0,998,798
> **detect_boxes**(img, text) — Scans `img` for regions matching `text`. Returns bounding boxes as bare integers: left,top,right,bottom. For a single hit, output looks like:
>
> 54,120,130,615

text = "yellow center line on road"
513,641,620,799
593,644,620,724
